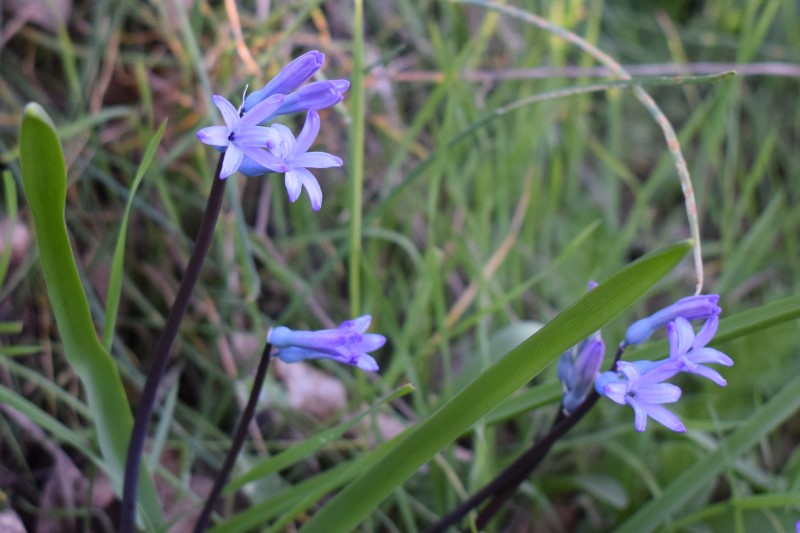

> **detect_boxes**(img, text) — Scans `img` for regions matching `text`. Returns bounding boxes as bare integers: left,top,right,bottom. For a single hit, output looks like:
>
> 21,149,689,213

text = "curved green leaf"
300,240,693,533
19,103,162,526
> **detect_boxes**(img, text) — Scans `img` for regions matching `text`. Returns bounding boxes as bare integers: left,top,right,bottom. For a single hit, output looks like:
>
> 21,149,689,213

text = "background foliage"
1,0,798,531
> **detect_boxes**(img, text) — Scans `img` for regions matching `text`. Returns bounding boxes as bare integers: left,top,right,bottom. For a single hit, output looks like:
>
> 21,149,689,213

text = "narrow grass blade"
349,0,366,316
300,241,693,533
19,103,163,526
0,171,18,288
103,119,167,349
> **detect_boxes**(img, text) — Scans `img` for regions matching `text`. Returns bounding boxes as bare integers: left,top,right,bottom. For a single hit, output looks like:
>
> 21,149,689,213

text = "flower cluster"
197,51,348,210
268,315,386,372
595,295,731,432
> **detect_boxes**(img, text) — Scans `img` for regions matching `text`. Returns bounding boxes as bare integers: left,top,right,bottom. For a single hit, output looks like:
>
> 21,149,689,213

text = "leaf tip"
23,102,57,130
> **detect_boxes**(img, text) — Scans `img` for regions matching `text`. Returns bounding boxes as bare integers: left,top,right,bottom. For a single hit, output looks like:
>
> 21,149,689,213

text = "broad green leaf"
19,103,162,526
103,119,167,349
615,372,800,533
300,240,692,533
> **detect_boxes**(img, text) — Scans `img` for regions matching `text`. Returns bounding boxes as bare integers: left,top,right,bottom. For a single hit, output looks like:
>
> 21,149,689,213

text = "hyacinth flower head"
238,111,343,210
558,332,605,415
197,50,348,209
667,315,733,386
268,315,386,372
625,294,721,345
596,360,686,432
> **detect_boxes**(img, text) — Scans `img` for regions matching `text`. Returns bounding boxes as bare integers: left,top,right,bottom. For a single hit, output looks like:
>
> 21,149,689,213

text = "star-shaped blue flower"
238,110,342,210
667,316,733,386
196,94,288,179
596,360,686,432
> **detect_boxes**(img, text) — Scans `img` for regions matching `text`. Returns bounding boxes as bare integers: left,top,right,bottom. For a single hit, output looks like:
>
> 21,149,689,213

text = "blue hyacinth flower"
238,110,342,210
625,294,721,345
596,360,686,432
666,316,733,386
268,315,386,372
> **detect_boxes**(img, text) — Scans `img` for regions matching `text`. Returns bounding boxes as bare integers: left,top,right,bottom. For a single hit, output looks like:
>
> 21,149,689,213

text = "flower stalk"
120,154,227,533
425,342,627,533
193,343,273,533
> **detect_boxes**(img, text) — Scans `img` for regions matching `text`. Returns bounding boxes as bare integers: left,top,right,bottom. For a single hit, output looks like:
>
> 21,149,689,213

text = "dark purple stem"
426,342,627,533
193,343,273,533
120,154,226,533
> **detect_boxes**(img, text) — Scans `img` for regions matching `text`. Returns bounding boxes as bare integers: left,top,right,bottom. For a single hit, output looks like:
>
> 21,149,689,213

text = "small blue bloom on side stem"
625,294,721,345
558,333,605,414
667,316,733,386
268,315,386,372
596,360,686,432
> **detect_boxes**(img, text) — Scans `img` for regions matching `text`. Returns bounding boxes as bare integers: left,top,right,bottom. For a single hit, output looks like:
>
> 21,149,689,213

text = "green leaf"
103,119,167,349
19,103,163,527
299,240,693,533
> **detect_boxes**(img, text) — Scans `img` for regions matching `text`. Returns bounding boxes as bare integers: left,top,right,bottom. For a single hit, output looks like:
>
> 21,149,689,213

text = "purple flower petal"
233,126,280,147
197,126,230,147
239,94,285,128
220,144,244,179
341,315,372,333
635,382,682,404
293,167,322,211
212,94,240,128
292,152,343,169
242,146,288,173
693,315,719,349
243,51,325,111
295,111,321,154
284,171,302,202
639,403,686,432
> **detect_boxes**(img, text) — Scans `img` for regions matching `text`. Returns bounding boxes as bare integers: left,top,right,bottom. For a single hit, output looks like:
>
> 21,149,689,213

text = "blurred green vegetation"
0,0,798,531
